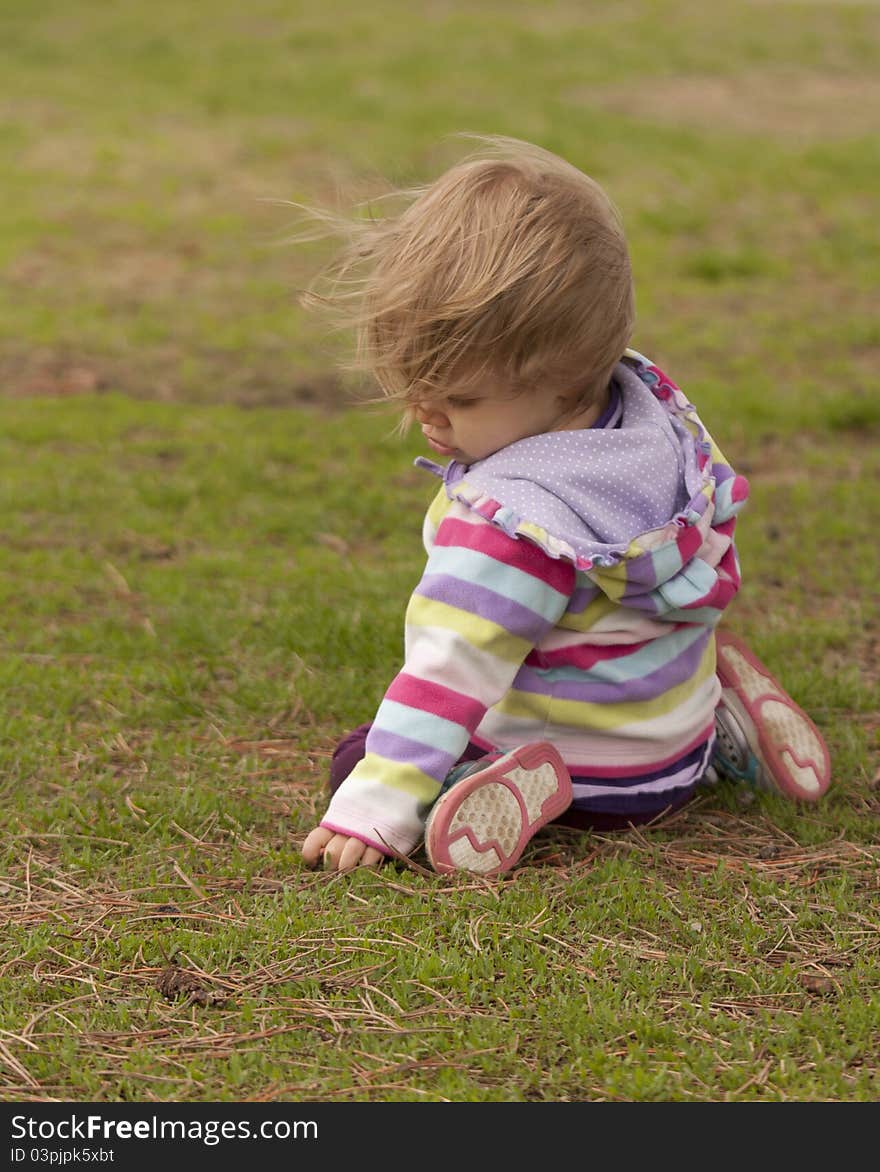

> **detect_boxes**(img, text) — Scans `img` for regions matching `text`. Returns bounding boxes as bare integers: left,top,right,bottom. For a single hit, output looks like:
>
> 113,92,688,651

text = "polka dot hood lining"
414,350,749,577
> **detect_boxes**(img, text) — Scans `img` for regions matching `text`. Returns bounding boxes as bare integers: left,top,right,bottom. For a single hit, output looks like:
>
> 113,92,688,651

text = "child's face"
414,380,581,465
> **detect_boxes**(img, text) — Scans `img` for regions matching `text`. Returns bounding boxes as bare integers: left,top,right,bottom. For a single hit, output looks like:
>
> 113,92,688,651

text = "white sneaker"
711,631,831,802
424,743,573,876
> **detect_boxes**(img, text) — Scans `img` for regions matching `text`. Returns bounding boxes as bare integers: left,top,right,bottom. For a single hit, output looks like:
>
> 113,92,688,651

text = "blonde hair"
300,136,634,418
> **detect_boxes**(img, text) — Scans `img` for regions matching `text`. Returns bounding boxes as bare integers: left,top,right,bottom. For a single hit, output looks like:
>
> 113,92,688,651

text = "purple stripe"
365,726,458,782
573,763,698,799
608,546,669,593
617,557,661,593
415,574,551,641
567,583,602,613
616,589,663,614
686,492,711,519
571,780,698,816
620,533,706,595
620,538,705,601
510,629,710,704
569,738,713,815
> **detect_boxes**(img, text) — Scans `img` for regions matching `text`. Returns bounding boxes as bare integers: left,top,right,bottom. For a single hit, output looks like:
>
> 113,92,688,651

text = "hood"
415,350,749,607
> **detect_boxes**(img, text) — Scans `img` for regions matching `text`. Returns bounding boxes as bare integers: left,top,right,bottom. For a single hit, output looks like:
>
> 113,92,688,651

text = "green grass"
1,0,878,1102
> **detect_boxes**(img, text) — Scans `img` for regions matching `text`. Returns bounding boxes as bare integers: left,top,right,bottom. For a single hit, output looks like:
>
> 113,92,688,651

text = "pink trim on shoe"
424,742,573,876
715,631,831,802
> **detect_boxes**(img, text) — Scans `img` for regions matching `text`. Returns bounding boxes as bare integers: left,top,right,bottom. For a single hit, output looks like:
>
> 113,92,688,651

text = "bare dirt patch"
734,430,880,485
0,348,358,409
574,73,880,140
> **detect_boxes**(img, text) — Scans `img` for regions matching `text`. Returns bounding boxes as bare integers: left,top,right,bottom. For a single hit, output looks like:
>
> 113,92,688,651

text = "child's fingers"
337,837,382,871
328,838,385,872
301,826,334,867
334,838,362,871
302,828,385,872
321,833,351,870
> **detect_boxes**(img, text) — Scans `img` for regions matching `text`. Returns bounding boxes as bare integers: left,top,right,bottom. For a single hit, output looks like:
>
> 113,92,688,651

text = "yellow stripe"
517,520,548,546
707,433,732,470
496,638,717,729
354,753,441,802
583,537,650,602
426,485,453,533
556,591,619,631
587,566,628,603
406,594,532,664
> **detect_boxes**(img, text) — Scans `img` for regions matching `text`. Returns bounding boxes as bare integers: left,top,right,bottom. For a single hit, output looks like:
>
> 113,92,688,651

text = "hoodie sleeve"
319,502,576,855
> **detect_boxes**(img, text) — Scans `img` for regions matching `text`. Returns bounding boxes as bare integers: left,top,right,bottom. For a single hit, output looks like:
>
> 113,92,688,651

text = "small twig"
372,832,435,878
171,860,208,901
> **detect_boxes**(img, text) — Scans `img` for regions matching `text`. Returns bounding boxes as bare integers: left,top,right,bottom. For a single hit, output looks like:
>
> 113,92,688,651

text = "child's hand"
301,826,385,872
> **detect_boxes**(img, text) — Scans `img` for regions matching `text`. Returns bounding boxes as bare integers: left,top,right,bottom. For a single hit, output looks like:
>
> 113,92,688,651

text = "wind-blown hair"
300,136,635,418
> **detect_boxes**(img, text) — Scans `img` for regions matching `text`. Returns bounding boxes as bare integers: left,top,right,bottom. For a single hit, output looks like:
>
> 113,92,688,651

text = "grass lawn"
1,0,878,1101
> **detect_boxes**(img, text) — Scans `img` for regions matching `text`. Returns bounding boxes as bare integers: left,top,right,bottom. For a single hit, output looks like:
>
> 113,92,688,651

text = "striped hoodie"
320,351,749,855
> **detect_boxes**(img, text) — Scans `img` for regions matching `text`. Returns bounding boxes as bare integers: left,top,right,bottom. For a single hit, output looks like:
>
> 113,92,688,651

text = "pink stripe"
676,525,704,563
527,631,687,671
469,722,716,778
718,543,741,575
564,723,717,777
714,517,737,539
474,497,502,521
434,515,575,594
731,475,749,504
679,575,739,611
385,672,486,728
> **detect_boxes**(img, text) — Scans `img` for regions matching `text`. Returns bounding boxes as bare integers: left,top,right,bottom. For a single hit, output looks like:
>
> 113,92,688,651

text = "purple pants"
329,723,693,833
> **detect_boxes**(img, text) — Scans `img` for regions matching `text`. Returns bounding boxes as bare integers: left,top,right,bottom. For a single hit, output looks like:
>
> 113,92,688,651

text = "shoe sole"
425,743,573,876
715,632,831,801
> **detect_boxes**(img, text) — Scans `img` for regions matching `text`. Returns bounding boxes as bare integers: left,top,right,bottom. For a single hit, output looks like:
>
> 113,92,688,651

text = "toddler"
299,137,831,876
